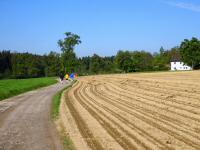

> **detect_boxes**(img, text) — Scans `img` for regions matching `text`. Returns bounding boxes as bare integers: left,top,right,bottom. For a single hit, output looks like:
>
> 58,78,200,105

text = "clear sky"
0,0,200,57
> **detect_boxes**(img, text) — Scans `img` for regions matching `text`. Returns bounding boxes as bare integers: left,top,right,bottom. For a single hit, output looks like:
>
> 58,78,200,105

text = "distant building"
171,58,192,71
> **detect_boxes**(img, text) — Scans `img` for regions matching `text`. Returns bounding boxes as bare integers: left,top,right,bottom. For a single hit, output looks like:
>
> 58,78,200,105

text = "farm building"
171,58,192,71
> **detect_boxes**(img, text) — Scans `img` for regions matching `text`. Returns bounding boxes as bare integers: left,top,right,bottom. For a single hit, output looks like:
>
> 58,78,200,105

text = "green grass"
61,127,76,150
52,89,63,120
0,77,57,101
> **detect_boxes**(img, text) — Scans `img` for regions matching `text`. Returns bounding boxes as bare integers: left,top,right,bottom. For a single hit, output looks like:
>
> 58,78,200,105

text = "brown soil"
61,71,200,150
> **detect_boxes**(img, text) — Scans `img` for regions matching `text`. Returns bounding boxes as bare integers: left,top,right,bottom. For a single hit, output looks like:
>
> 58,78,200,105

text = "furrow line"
109,80,200,110
74,83,138,150
92,84,200,149
100,84,200,139
128,79,200,94
107,82,200,123
65,82,104,150
127,82,200,102
98,84,200,140
85,85,175,150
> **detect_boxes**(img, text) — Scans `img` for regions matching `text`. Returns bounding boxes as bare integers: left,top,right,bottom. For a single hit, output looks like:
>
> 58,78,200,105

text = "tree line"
0,33,200,79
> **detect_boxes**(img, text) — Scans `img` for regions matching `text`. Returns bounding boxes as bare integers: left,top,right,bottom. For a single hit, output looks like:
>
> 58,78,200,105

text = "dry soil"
61,71,200,150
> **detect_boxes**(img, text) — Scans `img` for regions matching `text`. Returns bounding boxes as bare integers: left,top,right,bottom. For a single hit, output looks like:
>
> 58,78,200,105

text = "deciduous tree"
58,32,81,73
180,37,200,69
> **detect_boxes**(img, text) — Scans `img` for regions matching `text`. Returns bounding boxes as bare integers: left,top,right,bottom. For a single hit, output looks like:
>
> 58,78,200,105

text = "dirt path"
62,71,200,150
0,81,70,150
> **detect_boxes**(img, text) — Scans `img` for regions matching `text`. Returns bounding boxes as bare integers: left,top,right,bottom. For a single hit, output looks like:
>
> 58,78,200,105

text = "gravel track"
0,81,70,150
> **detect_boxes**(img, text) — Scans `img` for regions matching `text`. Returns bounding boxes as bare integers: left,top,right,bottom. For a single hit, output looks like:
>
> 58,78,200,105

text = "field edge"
53,80,77,150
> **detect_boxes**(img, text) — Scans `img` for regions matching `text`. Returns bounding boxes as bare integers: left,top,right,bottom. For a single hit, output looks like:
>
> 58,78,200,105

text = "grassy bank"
52,80,76,150
0,77,57,101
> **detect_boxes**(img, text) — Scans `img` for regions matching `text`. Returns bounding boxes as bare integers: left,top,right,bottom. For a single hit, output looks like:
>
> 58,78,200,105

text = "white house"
171,61,192,71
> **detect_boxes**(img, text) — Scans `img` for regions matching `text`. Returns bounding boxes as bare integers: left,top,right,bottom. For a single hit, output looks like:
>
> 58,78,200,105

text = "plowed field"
61,71,200,150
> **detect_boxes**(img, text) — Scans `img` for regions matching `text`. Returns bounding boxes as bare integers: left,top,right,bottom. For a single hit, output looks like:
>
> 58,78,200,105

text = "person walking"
59,73,64,84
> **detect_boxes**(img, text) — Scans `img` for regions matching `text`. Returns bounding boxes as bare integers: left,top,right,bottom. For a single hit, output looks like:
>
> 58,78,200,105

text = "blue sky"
0,0,200,57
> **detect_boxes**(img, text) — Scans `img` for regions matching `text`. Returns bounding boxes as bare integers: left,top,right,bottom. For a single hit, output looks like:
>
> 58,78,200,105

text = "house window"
174,62,176,64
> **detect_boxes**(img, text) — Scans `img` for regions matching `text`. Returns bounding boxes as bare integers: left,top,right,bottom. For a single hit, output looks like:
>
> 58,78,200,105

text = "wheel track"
64,82,104,150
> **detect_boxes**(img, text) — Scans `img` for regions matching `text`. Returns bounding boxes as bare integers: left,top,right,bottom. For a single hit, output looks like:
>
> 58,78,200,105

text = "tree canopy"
58,32,81,73
115,51,133,73
58,32,81,52
180,37,200,69
1,35,199,79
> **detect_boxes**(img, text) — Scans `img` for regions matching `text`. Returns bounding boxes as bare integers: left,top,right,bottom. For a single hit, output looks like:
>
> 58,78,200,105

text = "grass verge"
0,77,57,101
52,89,63,120
52,80,76,150
52,80,76,120
60,124,76,150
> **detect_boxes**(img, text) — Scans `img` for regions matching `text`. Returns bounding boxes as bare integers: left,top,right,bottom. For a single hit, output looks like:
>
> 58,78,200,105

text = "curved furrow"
65,81,104,150
80,86,152,150
127,81,200,102
106,81,200,123
74,82,138,150
131,79,200,92
98,84,200,140
108,79,200,108
84,85,176,150
100,77,200,107
103,76,200,100
100,82,200,133
117,81,200,108
91,83,200,149
102,83,200,132
100,76,200,89
124,84,200,111
120,78,200,95
64,72,200,150
105,81,200,123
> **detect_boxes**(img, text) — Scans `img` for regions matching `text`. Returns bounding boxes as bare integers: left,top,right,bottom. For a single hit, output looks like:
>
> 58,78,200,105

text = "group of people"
59,73,77,84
